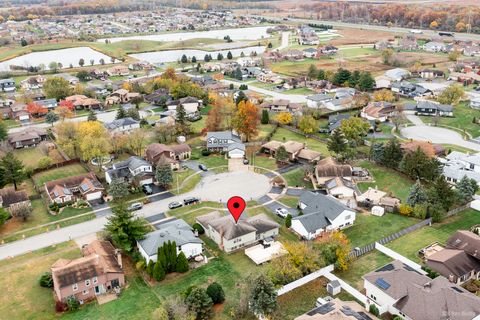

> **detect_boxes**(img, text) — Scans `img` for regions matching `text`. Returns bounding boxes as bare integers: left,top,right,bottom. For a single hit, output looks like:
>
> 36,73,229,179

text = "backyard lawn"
283,167,313,189
32,164,88,187
13,147,64,169
271,127,331,156
343,212,418,248
356,160,414,202
386,209,480,262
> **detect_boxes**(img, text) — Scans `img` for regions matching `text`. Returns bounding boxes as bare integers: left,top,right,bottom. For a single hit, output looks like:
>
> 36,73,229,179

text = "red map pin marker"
227,196,246,223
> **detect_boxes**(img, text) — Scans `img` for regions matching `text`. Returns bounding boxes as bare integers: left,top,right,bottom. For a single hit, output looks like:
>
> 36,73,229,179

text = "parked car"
275,208,289,218
142,184,153,195
168,201,183,209
198,164,208,171
127,202,143,211
243,158,249,165
184,197,200,205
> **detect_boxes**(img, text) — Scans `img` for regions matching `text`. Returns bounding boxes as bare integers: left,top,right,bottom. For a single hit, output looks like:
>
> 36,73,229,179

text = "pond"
98,26,271,43
129,46,266,64
0,47,116,71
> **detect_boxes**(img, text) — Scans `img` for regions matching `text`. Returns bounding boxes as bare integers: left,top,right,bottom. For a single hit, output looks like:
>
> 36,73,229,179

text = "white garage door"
86,191,102,201
229,149,244,158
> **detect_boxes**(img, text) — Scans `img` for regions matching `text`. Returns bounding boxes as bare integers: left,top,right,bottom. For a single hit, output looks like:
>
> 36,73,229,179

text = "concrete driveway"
400,125,480,151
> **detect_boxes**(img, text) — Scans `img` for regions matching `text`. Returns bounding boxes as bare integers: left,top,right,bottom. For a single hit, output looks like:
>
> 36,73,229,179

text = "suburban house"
206,131,245,158
104,117,140,134
145,143,191,169
401,140,445,158
166,96,201,116
144,89,170,105
256,71,282,84
51,240,125,303
36,98,58,110
137,218,203,264
196,211,279,253
390,81,432,98
10,103,30,123
442,151,480,185
45,173,104,203
315,157,353,185
0,187,31,213
326,114,351,133
384,68,410,82
363,260,480,320
403,100,453,117
423,41,449,52
57,73,79,85
106,65,130,76
317,45,338,55
425,230,480,285
361,101,397,122
261,140,321,163
260,99,301,113
8,127,47,149
419,69,445,79
302,47,318,58
65,95,101,110
356,187,387,206
20,75,47,90
0,78,16,92
295,298,378,320
292,192,356,240
324,177,357,208
306,94,332,109
448,71,480,84
105,156,153,186
105,89,140,106
471,96,480,109
297,25,319,45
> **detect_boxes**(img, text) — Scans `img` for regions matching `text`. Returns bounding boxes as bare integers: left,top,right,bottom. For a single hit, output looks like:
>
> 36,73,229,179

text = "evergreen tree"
275,145,289,163
332,68,351,85
45,111,59,126
87,110,97,121
153,259,166,281
0,121,7,142
261,109,269,124
127,108,140,120
217,53,223,61
234,66,243,80
381,138,403,169
206,282,225,304
108,178,130,200
358,71,375,91
349,70,361,88
157,245,167,271
147,260,155,276
285,214,292,228
227,51,233,60
327,129,348,156
317,69,325,80
168,241,178,272
176,104,187,125
204,54,210,62
116,105,126,119
104,202,149,252
185,288,213,320
191,56,197,63
249,274,277,316
370,142,385,163
428,175,457,211
0,152,25,190
407,181,428,207
235,91,248,106
181,54,188,64
456,176,478,202
176,252,189,273
307,64,318,80
400,148,441,182
155,157,173,188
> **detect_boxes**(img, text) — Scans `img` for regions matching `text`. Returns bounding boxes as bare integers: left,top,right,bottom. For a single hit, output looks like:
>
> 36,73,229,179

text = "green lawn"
249,154,277,170
338,47,377,58
190,116,206,134
171,169,202,195
277,195,299,208
255,124,276,141
191,148,228,168
419,102,480,138
12,148,60,169
32,164,88,187
387,209,480,262
283,167,313,189
271,127,330,156
283,87,315,95
343,212,418,248
356,161,414,202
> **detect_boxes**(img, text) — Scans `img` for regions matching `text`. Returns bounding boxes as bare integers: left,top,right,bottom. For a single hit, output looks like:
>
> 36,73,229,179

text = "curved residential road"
0,171,272,260
221,79,308,103
277,31,290,50
400,115,480,152
7,110,149,134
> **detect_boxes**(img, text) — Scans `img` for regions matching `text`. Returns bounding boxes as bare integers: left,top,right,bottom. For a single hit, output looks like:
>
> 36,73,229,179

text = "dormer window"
85,279,91,286
72,283,78,291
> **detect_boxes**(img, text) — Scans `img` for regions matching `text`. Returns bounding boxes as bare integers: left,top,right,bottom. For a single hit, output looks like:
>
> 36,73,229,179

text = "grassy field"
343,212,418,248
356,161,414,202
171,169,202,195
32,164,88,187
277,195,299,208
271,127,330,156
191,148,228,168
420,102,480,138
13,147,64,169
283,167,313,189
387,209,480,262
283,87,315,95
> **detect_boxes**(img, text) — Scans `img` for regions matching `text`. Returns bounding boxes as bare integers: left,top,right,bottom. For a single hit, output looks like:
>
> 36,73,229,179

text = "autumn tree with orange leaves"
56,100,75,120
26,102,47,117
232,100,259,142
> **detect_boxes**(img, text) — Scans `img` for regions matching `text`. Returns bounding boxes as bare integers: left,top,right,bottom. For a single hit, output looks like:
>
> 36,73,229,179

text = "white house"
292,192,356,240
104,117,140,134
105,156,153,186
470,96,480,109
227,142,246,158
167,96,201,115
137,218,203,264
384,68,410,82
442,151,480,185
306,94,332,109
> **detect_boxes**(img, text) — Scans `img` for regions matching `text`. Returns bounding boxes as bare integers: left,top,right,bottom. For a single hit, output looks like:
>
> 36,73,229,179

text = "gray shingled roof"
104,117,140,130
137,218,203,256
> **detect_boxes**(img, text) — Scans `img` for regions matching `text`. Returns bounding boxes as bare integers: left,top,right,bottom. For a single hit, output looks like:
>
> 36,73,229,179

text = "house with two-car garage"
45,173,104,203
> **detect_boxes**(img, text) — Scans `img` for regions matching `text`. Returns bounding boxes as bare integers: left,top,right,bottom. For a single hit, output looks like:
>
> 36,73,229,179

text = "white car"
275,207,289,218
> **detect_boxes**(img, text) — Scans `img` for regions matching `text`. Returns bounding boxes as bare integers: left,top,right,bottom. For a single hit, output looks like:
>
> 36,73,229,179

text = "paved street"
221,79,308,103
277,31,290,50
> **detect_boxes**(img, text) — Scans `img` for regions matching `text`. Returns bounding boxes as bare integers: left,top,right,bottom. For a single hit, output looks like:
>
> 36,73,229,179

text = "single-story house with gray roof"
292,192,356,240
137,218,203,263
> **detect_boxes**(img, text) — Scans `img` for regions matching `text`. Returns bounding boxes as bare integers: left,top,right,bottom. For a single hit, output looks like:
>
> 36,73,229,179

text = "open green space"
283,87,315,95
32,164,88,187
191,148,228,168
171,169,202,195
283,167,313,189
13,147,64,169
255,124,277,141
338,47,377,58
271,127,330,156
190,116,207,134
277,195,299,208
343,212,418,248
356,160,414,202
387,209,480,262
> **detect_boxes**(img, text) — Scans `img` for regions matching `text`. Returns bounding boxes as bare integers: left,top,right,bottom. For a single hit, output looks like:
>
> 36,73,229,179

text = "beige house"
51,240,125,303
0,187,31,214
105,89,141,105
262,140,321,163
315,157,353,185
356,187,387,205
44,173,104,203
144,143,192,169
196,212,279,253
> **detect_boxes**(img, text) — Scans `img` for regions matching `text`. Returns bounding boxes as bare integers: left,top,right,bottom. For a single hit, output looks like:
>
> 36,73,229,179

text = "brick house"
144,143,191,169
44,173,104,203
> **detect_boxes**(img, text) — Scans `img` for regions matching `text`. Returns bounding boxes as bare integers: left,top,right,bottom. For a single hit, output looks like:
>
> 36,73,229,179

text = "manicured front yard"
171,169,202,195
191,148,228,168
32,164,88,187
283,167,313,189
343,212,418,248
356,160,414,202
271,127,331,156
386,209,480,262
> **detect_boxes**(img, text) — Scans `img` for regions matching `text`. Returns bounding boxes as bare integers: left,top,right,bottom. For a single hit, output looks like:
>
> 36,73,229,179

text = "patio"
244,241,286,265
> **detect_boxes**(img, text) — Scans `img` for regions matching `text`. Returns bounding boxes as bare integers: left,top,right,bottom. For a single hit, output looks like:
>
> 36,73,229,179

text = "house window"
83,290,89,295
345,215,351,220
72,283,78,291
93,277,98,284
85,279,91,286
370,294,376,301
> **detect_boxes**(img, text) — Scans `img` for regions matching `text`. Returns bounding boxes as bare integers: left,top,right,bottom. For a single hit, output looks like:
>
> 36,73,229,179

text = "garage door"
86,191,102,201
229,149,244,158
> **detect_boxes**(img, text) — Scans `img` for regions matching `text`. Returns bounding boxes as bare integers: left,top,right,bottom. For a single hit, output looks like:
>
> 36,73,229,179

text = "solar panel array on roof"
306,302,335,316
341,306,373,320
375,278,391,290
53,191,59,197
403,264,423,275
376,263,394,272
451,286,464,293
80,183,89,192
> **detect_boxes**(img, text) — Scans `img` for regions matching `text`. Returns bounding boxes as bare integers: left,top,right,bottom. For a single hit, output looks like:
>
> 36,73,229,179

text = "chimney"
423,282,431,289
115,249,123,269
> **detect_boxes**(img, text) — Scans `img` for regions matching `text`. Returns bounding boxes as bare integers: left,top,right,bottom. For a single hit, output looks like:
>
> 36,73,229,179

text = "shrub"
206,282,225,304
413,203,428,219
153,260,166,281
136,260,146,271
201,149,211,156
67,297,80,311
176,252,189,273
39,272,54,288
192,223,205,235
369,304,379,316
398,204,413,216
285,214,292,228
131,250,142,263
55,300,68,313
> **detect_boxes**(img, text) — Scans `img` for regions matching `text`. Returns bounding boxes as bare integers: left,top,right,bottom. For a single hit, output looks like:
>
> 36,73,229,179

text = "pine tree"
428,175,456,211
381,138,403,169
327,129,348,156
176,104,187,125
185,288,213,320
153,259,166,281
192,56,197,63
275,145,289,163
155,157,173,188
116,105,126,119
0,152,25,190
108,178,130,200
317,69,325,80
176,252,189,273
168,241,178,272
147,260,155,276
285,214,292,228
358,71,375,91
370,142,385,163
261,109,269,124
227,51,233,60
45,111,59,126
157,245,167,271
249,275,277,316
234,67,243,80
181,54,188,64
456,176,477,202
407,181,428,207
332,68,351,85
307,64,318,80
217,53,223,61
206,282,225,304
